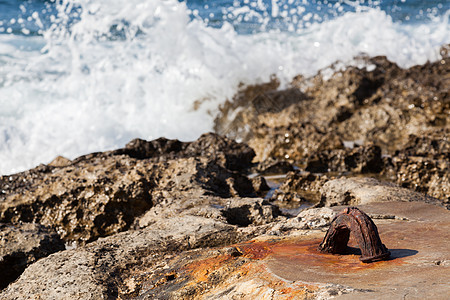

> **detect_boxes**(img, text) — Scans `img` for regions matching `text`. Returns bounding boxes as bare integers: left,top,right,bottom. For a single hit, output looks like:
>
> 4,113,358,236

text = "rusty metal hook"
318,207,390,263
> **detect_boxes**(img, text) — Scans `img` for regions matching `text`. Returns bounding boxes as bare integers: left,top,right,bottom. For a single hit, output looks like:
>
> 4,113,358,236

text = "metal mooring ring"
318,207,390,263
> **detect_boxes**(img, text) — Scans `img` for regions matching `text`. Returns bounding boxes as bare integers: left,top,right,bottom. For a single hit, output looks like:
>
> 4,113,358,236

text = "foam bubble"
0,0,448,174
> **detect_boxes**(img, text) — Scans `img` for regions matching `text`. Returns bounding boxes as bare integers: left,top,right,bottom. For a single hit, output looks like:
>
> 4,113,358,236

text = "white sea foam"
0,0,448,175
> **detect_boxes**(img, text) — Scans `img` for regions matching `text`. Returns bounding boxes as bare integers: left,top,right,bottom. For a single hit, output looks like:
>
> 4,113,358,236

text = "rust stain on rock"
177,243,321,298
270,239,402,273
183,235,401,284
236,241,274,259
237,238,401,273
175,235,400,297
182,252,236,284
158,202,449,298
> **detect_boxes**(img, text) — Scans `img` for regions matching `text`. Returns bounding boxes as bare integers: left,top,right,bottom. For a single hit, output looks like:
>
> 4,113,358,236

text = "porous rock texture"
318,177,442,208
0,216,259,299
0,133,264,245
215,54,449,204
0,223,65,289
1,52,449,298
3,197,447,299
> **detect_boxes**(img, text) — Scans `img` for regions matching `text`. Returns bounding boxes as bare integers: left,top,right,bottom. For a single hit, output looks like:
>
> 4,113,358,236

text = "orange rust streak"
236,243,273,259
181,237,405,294
182,254,233,284
236,238,404,272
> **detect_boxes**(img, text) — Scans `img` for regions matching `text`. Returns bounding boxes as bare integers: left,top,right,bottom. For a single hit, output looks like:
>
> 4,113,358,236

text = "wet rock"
400,129,449,159
333,56,449,152
213,55,449,205
1,54,449,298
319,177,441,207
214,76,309,143
247,123,344,164
0,223,65,289
380,128,450,202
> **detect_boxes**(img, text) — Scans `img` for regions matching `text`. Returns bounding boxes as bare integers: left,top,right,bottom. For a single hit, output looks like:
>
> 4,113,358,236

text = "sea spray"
0,0,448,175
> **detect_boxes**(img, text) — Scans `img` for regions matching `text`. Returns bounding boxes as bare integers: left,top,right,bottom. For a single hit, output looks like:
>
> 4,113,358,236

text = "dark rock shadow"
388,248,418,260
343,247,418,261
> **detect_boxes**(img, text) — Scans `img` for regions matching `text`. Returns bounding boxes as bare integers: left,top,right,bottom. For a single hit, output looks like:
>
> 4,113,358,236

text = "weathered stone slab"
123,201,449,299
319,177,441,207
265,201,450,299
0,216,253,299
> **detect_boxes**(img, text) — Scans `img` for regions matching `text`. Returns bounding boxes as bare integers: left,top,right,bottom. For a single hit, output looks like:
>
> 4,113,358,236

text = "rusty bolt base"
318,207,390,263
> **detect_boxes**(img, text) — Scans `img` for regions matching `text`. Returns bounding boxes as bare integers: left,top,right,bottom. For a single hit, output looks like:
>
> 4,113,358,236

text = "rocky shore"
1,48,449,299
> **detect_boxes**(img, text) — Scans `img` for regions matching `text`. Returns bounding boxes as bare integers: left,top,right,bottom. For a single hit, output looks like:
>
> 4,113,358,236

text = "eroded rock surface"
0,133,260,244
0,223,65,289
270,170,330,203
0,216,263,299
382,129,450,203
215,54,449,203
3,174,449,299
1,53,449,298
128,201,450,300
319,177,441,207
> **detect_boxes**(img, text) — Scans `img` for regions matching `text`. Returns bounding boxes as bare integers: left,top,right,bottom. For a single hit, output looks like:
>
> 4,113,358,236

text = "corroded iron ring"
318,207,390,263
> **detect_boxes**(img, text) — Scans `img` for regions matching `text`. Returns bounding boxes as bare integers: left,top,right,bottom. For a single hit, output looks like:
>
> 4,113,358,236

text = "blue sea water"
0,0,449,174
1,1,449,35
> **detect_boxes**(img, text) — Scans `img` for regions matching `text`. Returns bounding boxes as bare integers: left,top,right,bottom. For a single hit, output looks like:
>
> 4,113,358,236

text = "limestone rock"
1,54,449,298
305,144,383,174
270,170,330,203
0,223,65,289
134,195,283,229
268,207,337,235
0,133,257,245
386,156,449,204
47,156,72,167
255,159,295,175
0,216,255,300
118,202,450,299
250,176,271,196
214,55,449,163
319,177,441,207
221,198,284,227
3,202,448,299
113,132,256,172
382,129,449,202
